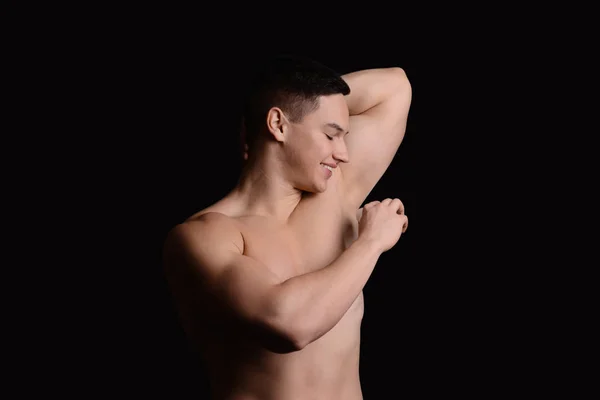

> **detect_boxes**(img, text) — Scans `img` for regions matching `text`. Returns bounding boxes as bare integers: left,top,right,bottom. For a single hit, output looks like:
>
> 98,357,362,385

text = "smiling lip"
321,163,334,178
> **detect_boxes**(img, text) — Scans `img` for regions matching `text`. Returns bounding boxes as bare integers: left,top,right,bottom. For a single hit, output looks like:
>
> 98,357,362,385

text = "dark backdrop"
95,40,419,399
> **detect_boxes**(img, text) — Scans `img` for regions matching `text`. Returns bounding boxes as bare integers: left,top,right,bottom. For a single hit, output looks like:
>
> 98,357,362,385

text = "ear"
266,107,287,142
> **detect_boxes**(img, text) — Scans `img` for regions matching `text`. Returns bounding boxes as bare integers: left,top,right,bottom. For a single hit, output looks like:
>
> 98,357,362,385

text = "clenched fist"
357,198,408,253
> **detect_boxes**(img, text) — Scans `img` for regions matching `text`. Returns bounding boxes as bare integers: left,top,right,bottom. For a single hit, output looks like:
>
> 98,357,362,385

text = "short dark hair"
241,55,350,153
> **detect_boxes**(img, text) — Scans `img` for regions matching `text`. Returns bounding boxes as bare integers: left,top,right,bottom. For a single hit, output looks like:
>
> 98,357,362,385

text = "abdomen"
203,291,364,399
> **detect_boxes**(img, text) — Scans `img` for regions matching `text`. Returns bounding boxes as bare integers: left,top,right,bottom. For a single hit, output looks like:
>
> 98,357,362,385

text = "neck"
229,146,302,223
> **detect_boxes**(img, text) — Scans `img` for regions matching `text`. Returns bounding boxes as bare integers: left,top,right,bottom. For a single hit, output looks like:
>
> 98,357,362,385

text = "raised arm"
164,205,405,353
340,67,412,209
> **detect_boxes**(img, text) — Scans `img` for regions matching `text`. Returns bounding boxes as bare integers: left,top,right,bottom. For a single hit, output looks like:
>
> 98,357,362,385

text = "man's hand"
358,198,408,253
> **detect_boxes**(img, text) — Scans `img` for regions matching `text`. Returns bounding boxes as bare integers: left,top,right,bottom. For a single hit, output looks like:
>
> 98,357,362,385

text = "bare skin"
163,67,412,400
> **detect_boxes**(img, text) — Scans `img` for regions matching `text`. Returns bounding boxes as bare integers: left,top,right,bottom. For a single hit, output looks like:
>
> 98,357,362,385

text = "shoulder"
164,212,245,266
167,211,243,248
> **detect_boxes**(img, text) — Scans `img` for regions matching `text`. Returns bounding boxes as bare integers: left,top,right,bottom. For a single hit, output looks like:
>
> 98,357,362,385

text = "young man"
163,55,412,399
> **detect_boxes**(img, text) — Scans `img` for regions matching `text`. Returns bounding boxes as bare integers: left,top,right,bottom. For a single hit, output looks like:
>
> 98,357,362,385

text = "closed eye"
324,133,334,140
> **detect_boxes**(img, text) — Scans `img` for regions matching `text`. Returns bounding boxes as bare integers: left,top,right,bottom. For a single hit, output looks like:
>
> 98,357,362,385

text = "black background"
84,35,423,398
17,9,560,399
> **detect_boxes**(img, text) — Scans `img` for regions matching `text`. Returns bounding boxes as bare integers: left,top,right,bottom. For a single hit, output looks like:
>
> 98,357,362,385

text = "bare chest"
239,194,364,364
241,193,359,280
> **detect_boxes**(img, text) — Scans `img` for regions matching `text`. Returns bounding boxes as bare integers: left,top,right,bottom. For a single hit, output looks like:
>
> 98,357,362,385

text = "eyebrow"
324,122,349,135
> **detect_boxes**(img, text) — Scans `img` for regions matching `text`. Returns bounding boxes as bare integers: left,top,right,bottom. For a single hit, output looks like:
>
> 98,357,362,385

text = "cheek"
287,129,328,169
291,133,317,159
307,140,329,161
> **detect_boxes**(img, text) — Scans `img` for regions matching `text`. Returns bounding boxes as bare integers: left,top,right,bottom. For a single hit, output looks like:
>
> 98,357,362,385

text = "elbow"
388,67,411,94
266,311,314,353
259,296,319,352
254,315,311,353
249,300,311,353
252,323,308,353
285,324,314,351
278,330,310,352
387,67,412,105
389,67,409,82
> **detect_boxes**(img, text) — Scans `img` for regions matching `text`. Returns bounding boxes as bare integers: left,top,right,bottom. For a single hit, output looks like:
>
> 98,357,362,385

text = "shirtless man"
163,55,412,399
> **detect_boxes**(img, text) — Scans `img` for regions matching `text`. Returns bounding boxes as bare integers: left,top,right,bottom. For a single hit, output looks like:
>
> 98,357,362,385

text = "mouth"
321,163,334,172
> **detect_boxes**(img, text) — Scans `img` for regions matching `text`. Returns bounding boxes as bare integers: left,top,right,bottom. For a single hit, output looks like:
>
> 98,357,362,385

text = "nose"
333,139,349,164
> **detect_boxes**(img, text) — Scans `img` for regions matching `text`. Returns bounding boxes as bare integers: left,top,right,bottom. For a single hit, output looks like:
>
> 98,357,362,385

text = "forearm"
342,67,409,115
275,237,382,347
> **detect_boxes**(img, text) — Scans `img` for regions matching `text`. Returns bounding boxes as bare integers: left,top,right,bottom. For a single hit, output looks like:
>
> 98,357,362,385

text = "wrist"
354,235,383,257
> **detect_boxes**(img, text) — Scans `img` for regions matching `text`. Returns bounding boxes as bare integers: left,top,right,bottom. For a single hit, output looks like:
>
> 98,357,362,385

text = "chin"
312,181,328,193
298,181,327,194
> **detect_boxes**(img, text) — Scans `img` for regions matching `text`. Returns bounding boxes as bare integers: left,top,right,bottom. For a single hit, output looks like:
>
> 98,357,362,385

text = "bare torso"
169,173,365,399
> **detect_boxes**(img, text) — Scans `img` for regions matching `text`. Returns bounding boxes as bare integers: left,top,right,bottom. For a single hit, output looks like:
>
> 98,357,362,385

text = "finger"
381,198,392,206
401,215,408,233
364,201,380,209
390,198,405,214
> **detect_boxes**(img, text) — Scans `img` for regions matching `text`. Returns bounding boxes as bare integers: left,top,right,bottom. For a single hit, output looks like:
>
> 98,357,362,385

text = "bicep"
167,218,282,326
210,252,282,324
341,83,412,208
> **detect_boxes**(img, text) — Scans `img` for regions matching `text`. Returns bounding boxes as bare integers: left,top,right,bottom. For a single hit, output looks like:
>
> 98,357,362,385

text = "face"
281,94,350,193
